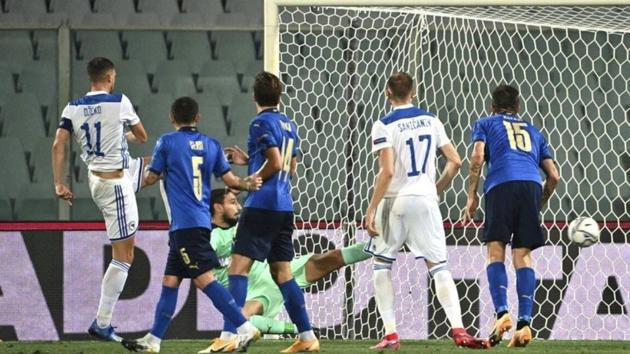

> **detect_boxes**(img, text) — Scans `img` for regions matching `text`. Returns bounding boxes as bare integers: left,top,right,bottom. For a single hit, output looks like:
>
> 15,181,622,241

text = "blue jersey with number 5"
244,108,298,212
471,113,553,194
149,126,231,231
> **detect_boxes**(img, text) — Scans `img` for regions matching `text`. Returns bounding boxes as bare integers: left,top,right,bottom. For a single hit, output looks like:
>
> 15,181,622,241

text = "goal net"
270,3,630,340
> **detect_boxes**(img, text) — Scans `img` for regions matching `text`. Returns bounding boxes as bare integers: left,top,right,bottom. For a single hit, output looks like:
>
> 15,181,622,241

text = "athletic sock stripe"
111,260,130,272
373,263,392,271
429,264,448,277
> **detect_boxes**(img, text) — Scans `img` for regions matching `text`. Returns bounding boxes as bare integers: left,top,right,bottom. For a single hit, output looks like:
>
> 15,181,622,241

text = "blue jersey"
471,113,553,194
149,126,231,231
244,108,299,212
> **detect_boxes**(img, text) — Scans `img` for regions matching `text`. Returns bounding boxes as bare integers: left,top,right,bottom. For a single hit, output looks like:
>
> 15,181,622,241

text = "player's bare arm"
365,147,395,237
143,170,161,187
461,141,485,223
540,158,560,208
125,122,148,144
222,171,263,191
436,143,463,196
225,145,249,165
256,147,283,181
52,127,73,205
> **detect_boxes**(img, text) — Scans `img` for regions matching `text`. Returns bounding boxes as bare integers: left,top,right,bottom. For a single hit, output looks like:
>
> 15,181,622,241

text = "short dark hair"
253,71,282,106
386,72,414,100
210,188,234,215
87,57,115,82
171,96,199,125
492,84,519,112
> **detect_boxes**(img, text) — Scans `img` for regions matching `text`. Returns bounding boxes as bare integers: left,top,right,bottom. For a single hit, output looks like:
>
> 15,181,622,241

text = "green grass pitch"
2,340,629,354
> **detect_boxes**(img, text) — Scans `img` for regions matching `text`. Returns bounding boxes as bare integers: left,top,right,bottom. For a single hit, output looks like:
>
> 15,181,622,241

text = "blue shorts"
483,181,545,250
165,227,220,279
233,207,295,263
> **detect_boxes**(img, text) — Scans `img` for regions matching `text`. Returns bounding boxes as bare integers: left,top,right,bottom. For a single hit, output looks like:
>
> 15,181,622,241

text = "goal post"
265,0,630,341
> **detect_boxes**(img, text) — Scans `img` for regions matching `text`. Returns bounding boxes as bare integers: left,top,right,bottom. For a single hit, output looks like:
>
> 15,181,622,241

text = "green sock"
250,315,297,334
341,242,371,265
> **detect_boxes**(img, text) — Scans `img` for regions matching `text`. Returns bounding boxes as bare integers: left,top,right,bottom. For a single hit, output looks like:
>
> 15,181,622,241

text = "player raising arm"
122,97,262,353
52,57,148,342
461,84,560,347
364,72,488,350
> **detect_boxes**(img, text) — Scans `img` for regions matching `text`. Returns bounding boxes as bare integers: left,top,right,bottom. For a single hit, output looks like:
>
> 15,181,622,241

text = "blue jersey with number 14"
244,108,298,212
471,113,553,194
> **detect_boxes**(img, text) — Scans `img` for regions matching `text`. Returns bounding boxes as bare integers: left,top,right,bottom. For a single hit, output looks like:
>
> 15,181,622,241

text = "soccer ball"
568,217,600,247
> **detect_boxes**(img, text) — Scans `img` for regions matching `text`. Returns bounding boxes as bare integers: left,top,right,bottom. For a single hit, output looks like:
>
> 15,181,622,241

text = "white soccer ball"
568,217,600,247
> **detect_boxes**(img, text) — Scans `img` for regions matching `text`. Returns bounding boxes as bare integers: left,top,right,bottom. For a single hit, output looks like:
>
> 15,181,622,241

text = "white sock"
431,266,464,329
373,262,397,335
145,333,161,346
298,330,316,341
96,260,130,328
236,321,257,335
220,331,237,340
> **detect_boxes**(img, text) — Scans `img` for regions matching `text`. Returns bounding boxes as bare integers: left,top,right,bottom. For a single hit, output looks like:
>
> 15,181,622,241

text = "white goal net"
272,4,630,340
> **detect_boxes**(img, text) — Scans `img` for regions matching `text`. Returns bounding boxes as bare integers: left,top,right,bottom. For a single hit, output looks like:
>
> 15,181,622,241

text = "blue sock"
486,262,509,315
278,279,312,333
223,275,248,334
150,286,178,339
202,281,247,329
516,267,536,324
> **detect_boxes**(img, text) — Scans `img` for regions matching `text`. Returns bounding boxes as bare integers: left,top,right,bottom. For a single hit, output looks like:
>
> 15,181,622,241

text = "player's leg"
367,198,401,350
303,242,370,283
410,196,488,349
90,176,138,341
507,182,544,348
482,183,515,346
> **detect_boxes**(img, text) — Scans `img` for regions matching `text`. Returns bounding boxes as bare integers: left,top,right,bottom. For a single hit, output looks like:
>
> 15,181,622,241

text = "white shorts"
365,195,447,264
88,157,143,241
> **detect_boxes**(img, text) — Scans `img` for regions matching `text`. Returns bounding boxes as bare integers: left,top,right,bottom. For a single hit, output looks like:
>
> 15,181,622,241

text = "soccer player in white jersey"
364,73,489,350
52,57,148,341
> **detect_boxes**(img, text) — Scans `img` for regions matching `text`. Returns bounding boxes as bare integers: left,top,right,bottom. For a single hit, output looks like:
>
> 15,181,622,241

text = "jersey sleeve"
249,119,278,150
471,119,487,144
212,140,231,178
434,119,451,148
371,121,392,153
149,136,167,174
120,94,140,126
58,104,73,132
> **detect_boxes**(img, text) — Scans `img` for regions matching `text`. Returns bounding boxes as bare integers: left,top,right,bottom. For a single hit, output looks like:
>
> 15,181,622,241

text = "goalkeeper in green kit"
208,187,370,340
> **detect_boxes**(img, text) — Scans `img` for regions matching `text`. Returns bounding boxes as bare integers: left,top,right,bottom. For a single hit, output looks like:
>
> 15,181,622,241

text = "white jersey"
60,91,140,172
371,104,450,198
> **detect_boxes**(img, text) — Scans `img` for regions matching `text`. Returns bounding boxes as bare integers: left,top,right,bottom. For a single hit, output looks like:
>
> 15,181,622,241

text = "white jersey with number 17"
371,104,450,198
59,91,140,172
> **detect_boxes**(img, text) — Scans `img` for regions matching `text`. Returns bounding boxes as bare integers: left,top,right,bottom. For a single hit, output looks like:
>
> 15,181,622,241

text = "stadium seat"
138,0,180,24
0,30,34,72
5,0,48,16
227,102,256,136
199,76,242,106
114,73,152,103
240,60,263,91
0,182,13,220
137,93,175,137
71,59,91,98
192,97,227,136
182,0,224,16
127,139,157,161
170,13,209,27
168,31,212,73
0,137,30,198
94,0,136,17
1,93,46,151
191,91,221,108
76,31,122,61
225,0,263,25
70,182,102,221
215,12,251,28
115,59,146,77
51,0,92,18
20,60,57,106
212,32,256,72
123,31,168,74
154,195,169,220
124,13,163,27
0,67,15,98
15,183,58,220
152,60,197,96
30,137,54,183
33,30,57,60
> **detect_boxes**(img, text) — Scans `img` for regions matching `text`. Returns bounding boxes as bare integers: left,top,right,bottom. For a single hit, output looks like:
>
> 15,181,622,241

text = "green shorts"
246,254,314,318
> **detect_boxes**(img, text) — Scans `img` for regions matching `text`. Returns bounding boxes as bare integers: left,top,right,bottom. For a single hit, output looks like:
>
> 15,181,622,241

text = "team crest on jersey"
189,141,204,150
128,221,137,233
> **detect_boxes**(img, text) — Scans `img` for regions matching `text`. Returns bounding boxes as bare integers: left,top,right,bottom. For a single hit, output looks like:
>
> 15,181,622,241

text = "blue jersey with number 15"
244,108,299,212
471,113,553,194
